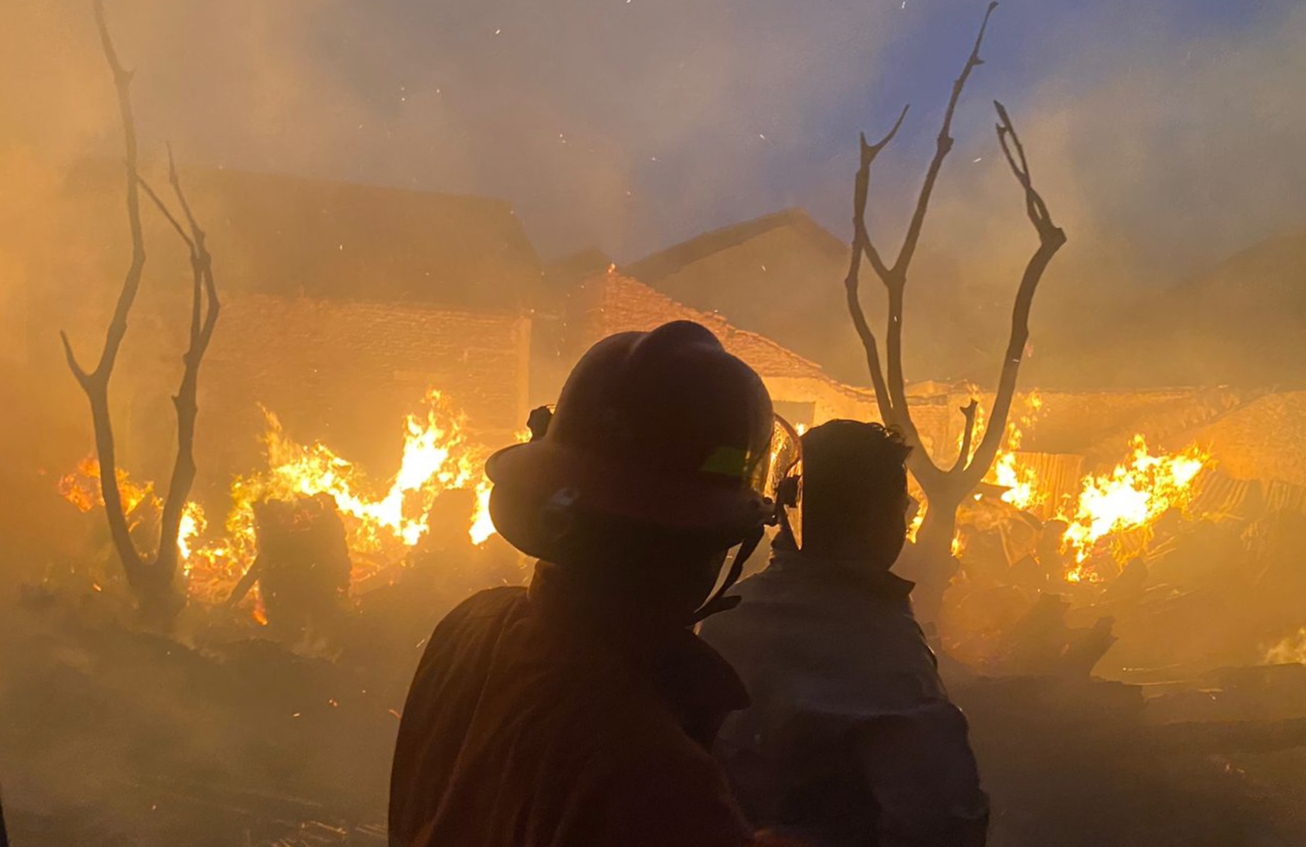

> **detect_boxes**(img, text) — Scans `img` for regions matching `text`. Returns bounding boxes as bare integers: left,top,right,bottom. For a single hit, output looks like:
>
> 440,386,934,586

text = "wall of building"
126,294,530,505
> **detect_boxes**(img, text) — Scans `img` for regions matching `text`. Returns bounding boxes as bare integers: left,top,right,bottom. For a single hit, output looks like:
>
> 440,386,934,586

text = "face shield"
757,416,803,549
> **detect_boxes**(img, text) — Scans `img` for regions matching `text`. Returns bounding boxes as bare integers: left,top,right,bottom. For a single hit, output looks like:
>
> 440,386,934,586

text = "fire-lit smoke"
1264,628,1306,666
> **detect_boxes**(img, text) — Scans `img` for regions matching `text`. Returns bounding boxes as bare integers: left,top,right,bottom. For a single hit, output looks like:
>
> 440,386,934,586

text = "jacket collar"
767,548,915,600
527,560,750,748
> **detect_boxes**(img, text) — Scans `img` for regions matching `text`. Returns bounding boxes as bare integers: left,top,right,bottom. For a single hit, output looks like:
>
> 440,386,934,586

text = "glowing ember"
1060,435,1210,568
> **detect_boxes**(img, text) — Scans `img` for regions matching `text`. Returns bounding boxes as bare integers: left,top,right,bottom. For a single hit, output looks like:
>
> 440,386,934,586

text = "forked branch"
844,106,908,425
154,146,221,578
961,103,1066,488
845,1,999,489
60,0,221,616
950,399,980,474
60,0,150,579
844,1,1065,504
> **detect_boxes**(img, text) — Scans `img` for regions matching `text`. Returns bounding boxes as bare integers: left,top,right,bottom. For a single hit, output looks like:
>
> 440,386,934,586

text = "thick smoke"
3,1,1304,269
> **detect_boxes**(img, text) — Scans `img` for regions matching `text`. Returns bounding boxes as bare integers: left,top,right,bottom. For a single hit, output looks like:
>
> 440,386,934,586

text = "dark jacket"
389,561,754,847
699,550,988,847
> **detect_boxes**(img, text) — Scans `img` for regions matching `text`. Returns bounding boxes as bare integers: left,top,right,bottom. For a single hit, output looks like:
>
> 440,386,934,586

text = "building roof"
1046,228,1306,389
621,208,1006,387
581,270,876,406
625,208,848,286
59,162,543,312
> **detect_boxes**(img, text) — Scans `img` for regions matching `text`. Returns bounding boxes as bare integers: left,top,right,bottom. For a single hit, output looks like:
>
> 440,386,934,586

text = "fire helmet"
486,321,779,559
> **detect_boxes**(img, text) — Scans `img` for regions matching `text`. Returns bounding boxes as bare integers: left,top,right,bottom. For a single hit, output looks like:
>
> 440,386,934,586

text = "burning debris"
920,391,1306,683
59,386,517,623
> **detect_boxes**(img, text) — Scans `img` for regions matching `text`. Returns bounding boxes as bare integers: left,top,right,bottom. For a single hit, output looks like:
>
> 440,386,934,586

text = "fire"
178,501,206,563
1060,435,1209,567
58,455,156,519
991,392,1044,511
953,390,1046,512
250,389,484,550
469,478,496,546
60,387,509,609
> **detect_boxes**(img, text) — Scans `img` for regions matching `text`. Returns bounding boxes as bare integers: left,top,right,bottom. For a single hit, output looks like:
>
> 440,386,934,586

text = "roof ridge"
624,207,842,283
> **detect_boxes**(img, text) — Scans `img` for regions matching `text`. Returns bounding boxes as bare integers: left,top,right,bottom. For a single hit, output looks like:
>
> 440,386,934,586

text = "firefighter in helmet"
389,321,789,847
701,421,988,847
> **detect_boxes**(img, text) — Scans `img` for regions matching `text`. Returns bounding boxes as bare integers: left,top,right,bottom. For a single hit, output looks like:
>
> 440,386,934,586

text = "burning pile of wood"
932,428,1306,681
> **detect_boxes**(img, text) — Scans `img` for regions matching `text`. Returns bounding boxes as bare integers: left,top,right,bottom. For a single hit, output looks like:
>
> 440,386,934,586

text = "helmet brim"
485,440,770,553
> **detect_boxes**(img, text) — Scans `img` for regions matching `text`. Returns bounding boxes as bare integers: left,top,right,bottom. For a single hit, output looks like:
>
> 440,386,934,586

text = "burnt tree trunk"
60,0,220,625
843,2,1066,621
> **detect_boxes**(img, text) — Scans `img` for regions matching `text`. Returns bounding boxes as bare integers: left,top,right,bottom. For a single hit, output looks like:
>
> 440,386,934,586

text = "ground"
2,557,1306,847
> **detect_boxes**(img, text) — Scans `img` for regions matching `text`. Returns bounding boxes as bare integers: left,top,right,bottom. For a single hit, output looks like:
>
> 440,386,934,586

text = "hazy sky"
3,0,1305,288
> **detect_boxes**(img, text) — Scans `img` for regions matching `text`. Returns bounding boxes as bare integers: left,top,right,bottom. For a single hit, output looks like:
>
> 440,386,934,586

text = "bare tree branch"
138,175,194,251
155,152,220,578
59,0,151,580
854,106,909,281
950,399,980,474
844,106,908,425
840,4,1065,609
962,103,1066,487
894,1,998,277
59,0,222,619
882,1,998,476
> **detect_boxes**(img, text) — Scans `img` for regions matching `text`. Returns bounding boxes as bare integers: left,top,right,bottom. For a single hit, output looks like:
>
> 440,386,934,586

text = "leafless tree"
844,2,1066,617
61,0,220,622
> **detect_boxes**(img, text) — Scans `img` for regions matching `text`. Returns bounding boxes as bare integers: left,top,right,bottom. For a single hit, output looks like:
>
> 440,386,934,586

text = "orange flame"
60,388,508,612
1060,436,1209,573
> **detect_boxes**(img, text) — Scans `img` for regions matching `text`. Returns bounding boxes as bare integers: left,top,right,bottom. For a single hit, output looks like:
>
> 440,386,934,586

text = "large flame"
1060,435,1209,575
59,388,506,609
990,391,1045,512
911,393,1209,585
250,389,484,550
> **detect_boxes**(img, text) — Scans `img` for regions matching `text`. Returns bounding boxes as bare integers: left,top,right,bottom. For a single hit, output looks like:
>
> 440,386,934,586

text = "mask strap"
690,524,765,625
